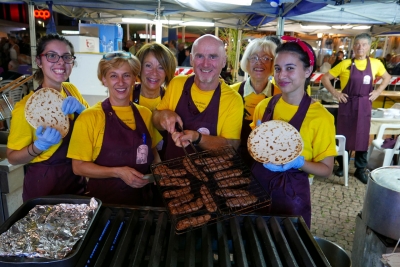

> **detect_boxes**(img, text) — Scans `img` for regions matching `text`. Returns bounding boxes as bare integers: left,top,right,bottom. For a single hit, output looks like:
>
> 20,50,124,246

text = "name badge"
136,144,148,164
363,75,371,85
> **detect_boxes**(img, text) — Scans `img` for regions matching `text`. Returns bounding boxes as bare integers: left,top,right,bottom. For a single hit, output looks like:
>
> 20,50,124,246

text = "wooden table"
379,91,400,108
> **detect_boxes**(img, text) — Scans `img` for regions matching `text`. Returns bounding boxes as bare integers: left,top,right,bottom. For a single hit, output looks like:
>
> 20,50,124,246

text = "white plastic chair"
367,124,400,167
336,135,349,186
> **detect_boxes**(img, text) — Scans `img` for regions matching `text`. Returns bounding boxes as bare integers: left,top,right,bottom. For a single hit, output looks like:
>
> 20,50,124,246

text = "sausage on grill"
194,156,228,166
168,193,194,208
213,169,243,181
162,186,191,198
169,198,204,215
182,157,208,182
215,188,250,198
217,177,251,188
153,164,187,177
159,177,190,187
176,214,212,231
226,195,258,208
200,185,217,212
203,161,234,173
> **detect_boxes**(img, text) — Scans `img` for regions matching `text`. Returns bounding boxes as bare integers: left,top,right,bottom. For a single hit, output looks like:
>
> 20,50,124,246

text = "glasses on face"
40,53,76,64
248,55,273,64
103,51,132,60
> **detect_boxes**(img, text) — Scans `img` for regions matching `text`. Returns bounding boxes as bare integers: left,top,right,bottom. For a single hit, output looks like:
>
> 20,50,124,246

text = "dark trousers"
336,151,368,169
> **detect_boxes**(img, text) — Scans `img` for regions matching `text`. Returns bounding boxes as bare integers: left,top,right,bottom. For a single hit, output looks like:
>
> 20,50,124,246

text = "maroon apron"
164,75,220,160
251,93,312,228
23,86,86,202
87,99,154,206
337,57,373,151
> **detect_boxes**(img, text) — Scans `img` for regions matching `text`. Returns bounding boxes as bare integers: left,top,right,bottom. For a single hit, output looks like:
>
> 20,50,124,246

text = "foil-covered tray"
0,195,101,266
151,145,271,234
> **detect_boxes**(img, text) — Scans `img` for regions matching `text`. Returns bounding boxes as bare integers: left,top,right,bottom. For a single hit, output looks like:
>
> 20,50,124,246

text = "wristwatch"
192,131,202,145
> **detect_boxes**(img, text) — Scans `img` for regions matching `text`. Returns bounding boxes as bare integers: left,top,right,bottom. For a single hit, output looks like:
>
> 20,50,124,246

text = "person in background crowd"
68,51,162,206
330,50,344,89
319,55,331,73
321,33,391,184
230,38,277,168
7,34,89,201
18,35,31,64
181,46,191,67
384,53,393,70
126,40,136,55
8,36,20,62
152,34,243,160
177,42,186,66
251,36,337,228
388,54,400,75
0,59,22,80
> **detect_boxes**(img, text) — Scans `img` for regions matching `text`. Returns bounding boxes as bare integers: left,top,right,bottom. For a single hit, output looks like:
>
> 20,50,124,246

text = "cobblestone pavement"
310,160,367,258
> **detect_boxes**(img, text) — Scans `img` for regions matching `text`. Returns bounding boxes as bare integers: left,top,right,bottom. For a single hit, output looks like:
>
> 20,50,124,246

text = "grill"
151,146,271,233
74,206,332,267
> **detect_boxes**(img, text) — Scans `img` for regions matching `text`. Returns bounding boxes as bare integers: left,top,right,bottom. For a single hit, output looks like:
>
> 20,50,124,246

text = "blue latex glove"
263,156,305,172
256,119,262,127
62,96,85,115
34,126,62,151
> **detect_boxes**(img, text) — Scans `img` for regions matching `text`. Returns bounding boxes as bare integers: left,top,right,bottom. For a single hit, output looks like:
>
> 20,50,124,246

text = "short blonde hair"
241,38,277,75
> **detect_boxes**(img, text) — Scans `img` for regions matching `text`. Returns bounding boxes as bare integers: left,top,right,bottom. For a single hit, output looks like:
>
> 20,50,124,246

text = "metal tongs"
175,122,198,157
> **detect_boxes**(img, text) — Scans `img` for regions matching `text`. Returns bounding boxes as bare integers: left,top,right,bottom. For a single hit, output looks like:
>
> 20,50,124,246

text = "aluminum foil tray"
150,145,271,234
0,195,101,267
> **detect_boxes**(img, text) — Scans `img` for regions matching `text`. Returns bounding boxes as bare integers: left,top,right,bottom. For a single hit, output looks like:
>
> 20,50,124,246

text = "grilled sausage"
213,169,243,181
176,214,212,231
194,156,228,166
203,161,234,173
226,195,258,208
200,185,217,212
159,177,190,187
215,188,250,198
168,193,194,208
154,164,187,177
182,157,208,182
169,198,204,215
217,177,251,188
162,186,191,198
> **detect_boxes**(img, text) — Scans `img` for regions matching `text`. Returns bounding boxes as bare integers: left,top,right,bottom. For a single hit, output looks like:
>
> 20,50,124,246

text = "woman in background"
7,34,88,201
251,37,337,228
68,51,162,206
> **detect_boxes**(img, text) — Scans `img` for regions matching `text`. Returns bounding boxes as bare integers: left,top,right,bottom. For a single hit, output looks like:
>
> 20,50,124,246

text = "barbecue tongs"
175,122,198,157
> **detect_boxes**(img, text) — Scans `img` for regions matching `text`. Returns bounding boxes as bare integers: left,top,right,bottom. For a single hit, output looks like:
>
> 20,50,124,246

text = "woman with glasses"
7,34,89,201
230,38,279,168
67,51,162,206
250,37,337,228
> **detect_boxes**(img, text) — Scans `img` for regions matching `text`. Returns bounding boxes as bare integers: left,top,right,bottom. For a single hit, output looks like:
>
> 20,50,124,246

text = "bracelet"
27,145,37,157
192,131,202,145
30,143,42,155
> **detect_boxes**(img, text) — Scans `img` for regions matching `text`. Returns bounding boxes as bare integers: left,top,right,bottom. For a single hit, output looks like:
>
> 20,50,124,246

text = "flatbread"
25,87,69,137
247,120,303,164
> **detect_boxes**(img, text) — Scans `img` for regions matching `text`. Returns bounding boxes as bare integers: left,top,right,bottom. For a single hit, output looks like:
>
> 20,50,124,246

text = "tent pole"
182,26,185,43
28,1,38,89
215,26,219,38
233,29,242,83
276,16,285,37
155,0,162,44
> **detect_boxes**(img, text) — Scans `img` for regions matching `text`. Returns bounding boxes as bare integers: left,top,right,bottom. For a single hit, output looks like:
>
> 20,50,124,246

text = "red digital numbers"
34,10,50,20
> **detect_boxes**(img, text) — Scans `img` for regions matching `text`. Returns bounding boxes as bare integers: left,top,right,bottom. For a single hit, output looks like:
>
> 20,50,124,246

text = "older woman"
230,38,278,167
67,51,162,206
7,34,88,201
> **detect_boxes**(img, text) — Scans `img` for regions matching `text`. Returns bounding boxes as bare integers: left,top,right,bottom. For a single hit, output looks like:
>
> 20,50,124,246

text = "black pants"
336,151,368,169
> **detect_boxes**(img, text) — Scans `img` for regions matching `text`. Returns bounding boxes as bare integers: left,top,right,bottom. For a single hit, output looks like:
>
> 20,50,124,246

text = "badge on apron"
363,75,371,84
136,133,148,164
197,127,210,135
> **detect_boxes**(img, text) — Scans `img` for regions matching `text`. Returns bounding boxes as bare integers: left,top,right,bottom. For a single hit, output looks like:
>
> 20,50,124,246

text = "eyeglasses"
40,53,76,64
248,55,273,63
103,51,132,60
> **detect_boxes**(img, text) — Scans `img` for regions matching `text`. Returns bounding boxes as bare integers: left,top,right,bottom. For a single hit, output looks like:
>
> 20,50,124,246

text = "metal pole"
233,29,242,83
215,26,219,38
155,0,162,44
28,2,38,89
276,5,284,38
182,26,185,43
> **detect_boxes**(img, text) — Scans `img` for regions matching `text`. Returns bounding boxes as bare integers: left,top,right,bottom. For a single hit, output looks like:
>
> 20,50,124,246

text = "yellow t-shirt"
329,57,387,90
251,97,337,163
157,75,243,140
7,83,89,163
67,101,162,162
136,95,161,111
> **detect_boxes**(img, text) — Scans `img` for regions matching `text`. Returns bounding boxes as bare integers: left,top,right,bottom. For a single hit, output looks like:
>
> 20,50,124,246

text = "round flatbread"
247,120,303,165
25,87,69,137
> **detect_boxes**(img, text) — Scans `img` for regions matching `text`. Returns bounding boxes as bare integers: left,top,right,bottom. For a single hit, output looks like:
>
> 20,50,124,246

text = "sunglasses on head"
102,51,132,60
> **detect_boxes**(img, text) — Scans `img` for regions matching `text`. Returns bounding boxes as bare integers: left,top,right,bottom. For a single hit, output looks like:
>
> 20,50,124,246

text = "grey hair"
240,38,277,74
354,33,372,45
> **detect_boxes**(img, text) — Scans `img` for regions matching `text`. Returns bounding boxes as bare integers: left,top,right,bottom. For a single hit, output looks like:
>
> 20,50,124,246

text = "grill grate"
151,146,272,234
75,206,332,267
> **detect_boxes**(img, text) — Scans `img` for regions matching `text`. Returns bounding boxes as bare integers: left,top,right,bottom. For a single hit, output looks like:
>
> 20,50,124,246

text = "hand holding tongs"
175,122,198,156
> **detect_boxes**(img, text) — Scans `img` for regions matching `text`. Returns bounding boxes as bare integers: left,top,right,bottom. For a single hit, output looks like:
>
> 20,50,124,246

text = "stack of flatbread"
247,120,303,164
25,87,69,137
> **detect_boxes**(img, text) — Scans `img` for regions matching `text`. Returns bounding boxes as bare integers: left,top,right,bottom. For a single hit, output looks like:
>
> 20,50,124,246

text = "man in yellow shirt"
321,33,391,183
152,34,243,159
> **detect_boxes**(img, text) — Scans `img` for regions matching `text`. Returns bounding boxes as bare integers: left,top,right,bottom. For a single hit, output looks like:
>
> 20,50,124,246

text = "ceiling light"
62,30,80,34
352,25,371,30
317,33,323,38
301,24,332,29
270,0,279,7
157,20,183,25
332,25,353,29
180,21,215,27
205,0,253,5
122,18,153,24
